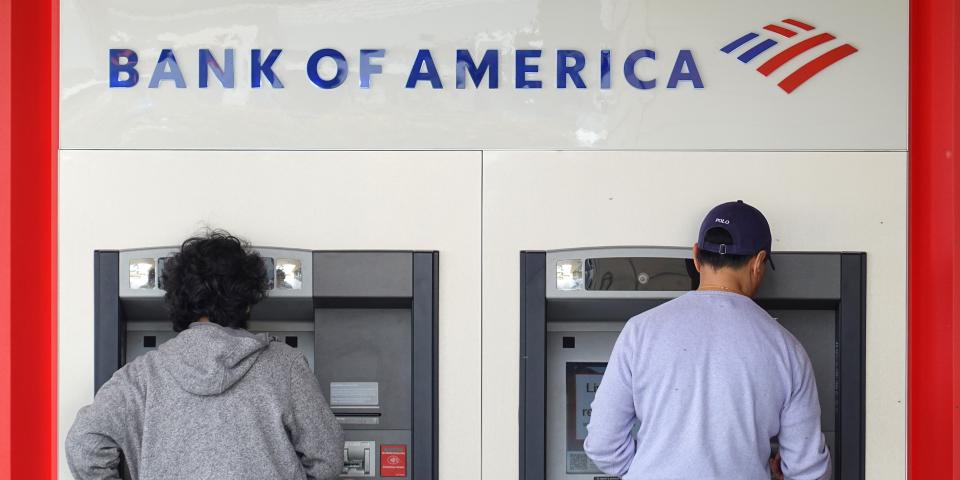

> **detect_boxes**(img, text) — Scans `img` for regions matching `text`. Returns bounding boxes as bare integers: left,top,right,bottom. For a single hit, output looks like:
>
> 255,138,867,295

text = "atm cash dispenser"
519,247,865,480
94,248,439,480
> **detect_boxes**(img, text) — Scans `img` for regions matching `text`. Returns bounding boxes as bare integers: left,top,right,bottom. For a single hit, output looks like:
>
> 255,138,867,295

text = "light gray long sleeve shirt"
584,291,831,480
66,322,344,480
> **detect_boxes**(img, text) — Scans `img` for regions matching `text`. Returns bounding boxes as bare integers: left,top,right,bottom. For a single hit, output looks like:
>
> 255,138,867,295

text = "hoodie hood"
157,322,270,395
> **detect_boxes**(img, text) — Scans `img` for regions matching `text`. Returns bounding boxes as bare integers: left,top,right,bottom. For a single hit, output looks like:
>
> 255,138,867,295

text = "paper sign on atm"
380,445,407,477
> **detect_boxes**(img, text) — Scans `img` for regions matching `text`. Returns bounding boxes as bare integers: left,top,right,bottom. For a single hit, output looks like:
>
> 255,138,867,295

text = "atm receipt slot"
331,382,381,425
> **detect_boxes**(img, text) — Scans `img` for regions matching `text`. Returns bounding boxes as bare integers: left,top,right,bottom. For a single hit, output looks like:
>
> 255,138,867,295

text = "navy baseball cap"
698,200,775,269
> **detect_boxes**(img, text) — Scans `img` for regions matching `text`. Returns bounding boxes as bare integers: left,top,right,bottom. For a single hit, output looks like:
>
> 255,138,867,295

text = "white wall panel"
481,151,906,479
58,151,482,480
60,0,907,150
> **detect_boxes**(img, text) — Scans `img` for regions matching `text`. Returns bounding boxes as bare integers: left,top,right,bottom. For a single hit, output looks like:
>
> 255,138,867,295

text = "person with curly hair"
66,230,344,479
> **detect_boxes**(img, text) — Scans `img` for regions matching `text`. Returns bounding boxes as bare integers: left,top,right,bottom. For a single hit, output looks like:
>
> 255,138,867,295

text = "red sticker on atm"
380,445,407,477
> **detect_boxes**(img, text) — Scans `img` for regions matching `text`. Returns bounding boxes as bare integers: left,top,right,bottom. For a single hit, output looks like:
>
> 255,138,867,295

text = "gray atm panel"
315,308,412,431
772,309,837,468
123,321,316,370
520,248,865,480
314,252,412,299
94,248,439,480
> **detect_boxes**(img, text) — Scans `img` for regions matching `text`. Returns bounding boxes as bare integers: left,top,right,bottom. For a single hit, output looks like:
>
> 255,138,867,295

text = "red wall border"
908,0,960,477
0,0,13,476
3,0,59,478
0,0,956,478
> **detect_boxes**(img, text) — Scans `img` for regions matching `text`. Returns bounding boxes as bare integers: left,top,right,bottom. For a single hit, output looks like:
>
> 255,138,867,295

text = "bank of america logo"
721,19,857,93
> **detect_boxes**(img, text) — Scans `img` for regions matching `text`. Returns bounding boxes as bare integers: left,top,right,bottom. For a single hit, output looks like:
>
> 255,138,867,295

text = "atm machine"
94,248,439,480
519,247,865,480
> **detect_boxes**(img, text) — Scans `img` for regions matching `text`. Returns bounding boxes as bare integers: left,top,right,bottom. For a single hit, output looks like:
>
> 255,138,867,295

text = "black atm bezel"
519,250,866,480
94,249,439,480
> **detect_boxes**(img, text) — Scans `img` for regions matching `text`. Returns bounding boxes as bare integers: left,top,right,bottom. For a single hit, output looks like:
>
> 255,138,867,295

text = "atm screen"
565,362,606,474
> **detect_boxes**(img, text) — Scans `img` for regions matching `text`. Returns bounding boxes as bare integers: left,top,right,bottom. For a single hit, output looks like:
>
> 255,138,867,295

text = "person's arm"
65,365,144,480
286,356,345,480
778,344,831,480
583,325,638,476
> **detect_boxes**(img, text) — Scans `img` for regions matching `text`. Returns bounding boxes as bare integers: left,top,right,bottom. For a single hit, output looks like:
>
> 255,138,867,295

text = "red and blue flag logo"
721,18,857,93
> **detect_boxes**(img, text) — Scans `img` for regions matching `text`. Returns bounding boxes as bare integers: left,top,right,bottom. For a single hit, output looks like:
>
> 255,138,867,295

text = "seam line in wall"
479,149,484,480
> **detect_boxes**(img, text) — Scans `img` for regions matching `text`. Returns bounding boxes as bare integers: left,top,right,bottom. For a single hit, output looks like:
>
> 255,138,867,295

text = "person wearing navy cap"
584,201,831,480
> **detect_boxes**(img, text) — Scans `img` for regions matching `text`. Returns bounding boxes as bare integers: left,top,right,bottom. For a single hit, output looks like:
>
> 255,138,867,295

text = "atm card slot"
342,440,376,477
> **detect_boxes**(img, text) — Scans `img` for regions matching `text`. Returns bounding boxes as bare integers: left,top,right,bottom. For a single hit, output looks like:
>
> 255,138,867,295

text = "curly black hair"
161,230,269,332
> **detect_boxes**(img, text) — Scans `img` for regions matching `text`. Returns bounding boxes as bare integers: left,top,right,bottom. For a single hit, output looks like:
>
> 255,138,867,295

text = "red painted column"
5,0,59,478
0,0,953,478
0,0,13,477
908,0,960,477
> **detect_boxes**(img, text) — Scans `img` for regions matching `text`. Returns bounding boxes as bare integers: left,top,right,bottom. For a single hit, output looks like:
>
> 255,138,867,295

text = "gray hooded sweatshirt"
66,322,344,480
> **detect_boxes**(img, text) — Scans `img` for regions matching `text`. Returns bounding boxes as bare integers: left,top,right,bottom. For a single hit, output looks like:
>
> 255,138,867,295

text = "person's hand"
769,451,784,480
